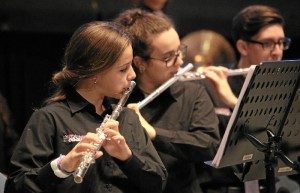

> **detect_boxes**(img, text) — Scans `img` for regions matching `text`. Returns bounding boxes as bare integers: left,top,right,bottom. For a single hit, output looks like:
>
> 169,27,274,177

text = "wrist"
119,148,133,161
58,154,73,175
50,155,72,178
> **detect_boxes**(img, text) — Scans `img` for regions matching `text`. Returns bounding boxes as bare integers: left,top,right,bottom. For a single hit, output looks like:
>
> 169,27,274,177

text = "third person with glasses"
202,4,292,110
197,4,298,193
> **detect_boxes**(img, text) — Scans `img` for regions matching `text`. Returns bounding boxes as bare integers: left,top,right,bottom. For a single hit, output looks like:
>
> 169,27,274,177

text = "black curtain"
0,31,70,135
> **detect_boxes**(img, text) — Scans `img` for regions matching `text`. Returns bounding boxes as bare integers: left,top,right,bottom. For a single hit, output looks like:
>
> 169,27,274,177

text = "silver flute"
179,67,250,81
137,63,194,109
74,81,136,184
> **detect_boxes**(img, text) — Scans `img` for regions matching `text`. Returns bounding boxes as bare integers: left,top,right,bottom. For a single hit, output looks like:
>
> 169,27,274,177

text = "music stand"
211,60,300,193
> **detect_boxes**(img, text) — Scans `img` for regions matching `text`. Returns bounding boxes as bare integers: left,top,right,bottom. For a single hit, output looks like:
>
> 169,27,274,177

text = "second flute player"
5,21,167,193
114,9,220,193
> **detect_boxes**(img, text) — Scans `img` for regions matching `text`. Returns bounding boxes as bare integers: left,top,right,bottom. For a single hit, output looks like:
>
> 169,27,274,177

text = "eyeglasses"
145,44,187,67
245,37,291,51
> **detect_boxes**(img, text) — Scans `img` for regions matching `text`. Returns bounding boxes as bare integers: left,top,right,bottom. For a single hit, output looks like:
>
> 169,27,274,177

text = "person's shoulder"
32,101,68,115
173,80,205,91
170,81,206,101
118,107,140,125
120,107,138,118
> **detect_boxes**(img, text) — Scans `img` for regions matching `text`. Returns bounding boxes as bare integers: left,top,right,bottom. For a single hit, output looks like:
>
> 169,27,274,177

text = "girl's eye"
120,66,129,72
164,57,172,63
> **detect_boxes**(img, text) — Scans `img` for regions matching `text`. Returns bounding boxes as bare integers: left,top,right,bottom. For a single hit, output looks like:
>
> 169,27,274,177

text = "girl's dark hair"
232,5,284,43
44,21,132,105
114,8,174,59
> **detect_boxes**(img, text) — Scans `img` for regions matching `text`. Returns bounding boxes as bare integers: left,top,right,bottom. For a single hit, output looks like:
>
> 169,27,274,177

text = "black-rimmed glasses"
245,37,291,51
145,44,187,67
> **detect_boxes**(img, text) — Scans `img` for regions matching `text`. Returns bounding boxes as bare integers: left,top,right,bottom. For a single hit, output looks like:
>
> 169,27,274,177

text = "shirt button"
105,183,112,191
105,161,113,168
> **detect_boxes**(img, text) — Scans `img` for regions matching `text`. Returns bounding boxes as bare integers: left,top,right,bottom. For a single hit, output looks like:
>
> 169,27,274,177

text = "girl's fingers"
111,135,125,145
81,132,101,144
94,151,103,159
103,120,119,131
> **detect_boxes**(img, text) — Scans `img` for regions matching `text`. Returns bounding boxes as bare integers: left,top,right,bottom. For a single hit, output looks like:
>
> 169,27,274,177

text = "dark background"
0,0,299,135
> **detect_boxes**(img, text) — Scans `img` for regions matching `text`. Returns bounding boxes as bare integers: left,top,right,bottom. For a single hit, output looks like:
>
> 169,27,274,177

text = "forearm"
5,162,63,193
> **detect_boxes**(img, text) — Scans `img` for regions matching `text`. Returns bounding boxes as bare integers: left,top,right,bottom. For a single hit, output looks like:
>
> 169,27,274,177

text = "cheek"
248,50,269,63
98,78,119,93
148,66,168,83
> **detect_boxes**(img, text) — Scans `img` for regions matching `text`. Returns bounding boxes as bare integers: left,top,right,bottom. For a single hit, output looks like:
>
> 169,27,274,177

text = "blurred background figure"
132,0,169,16
0,92,18,175
181,29,237,69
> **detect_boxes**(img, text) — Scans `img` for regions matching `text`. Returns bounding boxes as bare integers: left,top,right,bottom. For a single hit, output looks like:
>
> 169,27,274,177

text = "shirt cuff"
50,157,72,178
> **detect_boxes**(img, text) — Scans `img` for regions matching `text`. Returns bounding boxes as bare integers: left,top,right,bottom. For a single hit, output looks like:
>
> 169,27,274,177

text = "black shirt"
5,88,167,193
228,75,245,98
127,81,220,193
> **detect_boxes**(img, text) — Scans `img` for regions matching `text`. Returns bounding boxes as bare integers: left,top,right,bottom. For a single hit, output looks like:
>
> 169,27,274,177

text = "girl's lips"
121,84,131,94
170,70,178,76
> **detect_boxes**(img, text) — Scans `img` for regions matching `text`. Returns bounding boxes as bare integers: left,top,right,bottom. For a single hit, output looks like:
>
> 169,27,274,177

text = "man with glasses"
228,4,291,98
201,5,299,193
114,8,220,193
203,4,292,110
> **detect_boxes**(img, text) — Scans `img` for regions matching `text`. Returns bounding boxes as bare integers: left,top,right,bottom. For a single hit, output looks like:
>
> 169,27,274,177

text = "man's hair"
232,5,284,43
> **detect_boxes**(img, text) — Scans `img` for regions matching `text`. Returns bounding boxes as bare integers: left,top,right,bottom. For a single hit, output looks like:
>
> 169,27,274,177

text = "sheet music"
211,65,257,168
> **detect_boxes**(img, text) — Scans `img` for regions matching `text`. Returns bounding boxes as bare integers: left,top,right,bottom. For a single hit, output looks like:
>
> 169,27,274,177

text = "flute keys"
180,71,206,81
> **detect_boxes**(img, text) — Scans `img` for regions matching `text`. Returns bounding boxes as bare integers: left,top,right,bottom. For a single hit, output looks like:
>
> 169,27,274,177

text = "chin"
113,93,123,100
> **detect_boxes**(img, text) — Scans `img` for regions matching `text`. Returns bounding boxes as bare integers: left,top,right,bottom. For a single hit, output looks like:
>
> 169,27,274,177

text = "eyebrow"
163,47,179,55
118,61,132,68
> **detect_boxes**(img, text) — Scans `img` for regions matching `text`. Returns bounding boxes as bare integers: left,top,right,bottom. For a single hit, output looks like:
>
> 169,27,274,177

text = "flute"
179,67,250,81
74,81,136,184
137,63,194,109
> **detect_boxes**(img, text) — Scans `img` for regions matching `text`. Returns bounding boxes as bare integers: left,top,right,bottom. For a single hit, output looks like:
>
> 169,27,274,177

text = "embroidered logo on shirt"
63,134,85,143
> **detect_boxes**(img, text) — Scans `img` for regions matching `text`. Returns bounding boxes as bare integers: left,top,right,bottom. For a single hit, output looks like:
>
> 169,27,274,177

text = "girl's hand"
202,66,238,109
102,120,132,161
60,132,103,173
127,103,156,139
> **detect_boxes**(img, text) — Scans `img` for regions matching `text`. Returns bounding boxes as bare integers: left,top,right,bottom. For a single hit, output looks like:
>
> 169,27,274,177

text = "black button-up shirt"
5,88,167,193
227,64,245,98
127,81,220,193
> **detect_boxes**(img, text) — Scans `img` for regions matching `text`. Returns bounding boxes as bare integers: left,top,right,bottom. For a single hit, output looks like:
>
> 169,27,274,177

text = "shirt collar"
66,87,112,114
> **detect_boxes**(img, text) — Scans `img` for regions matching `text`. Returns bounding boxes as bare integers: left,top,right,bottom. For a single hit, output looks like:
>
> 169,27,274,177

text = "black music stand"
211,60,300,193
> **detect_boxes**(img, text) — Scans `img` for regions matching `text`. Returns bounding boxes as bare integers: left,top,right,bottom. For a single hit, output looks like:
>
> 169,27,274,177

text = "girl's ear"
91,77,97,84
133,56,146,73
